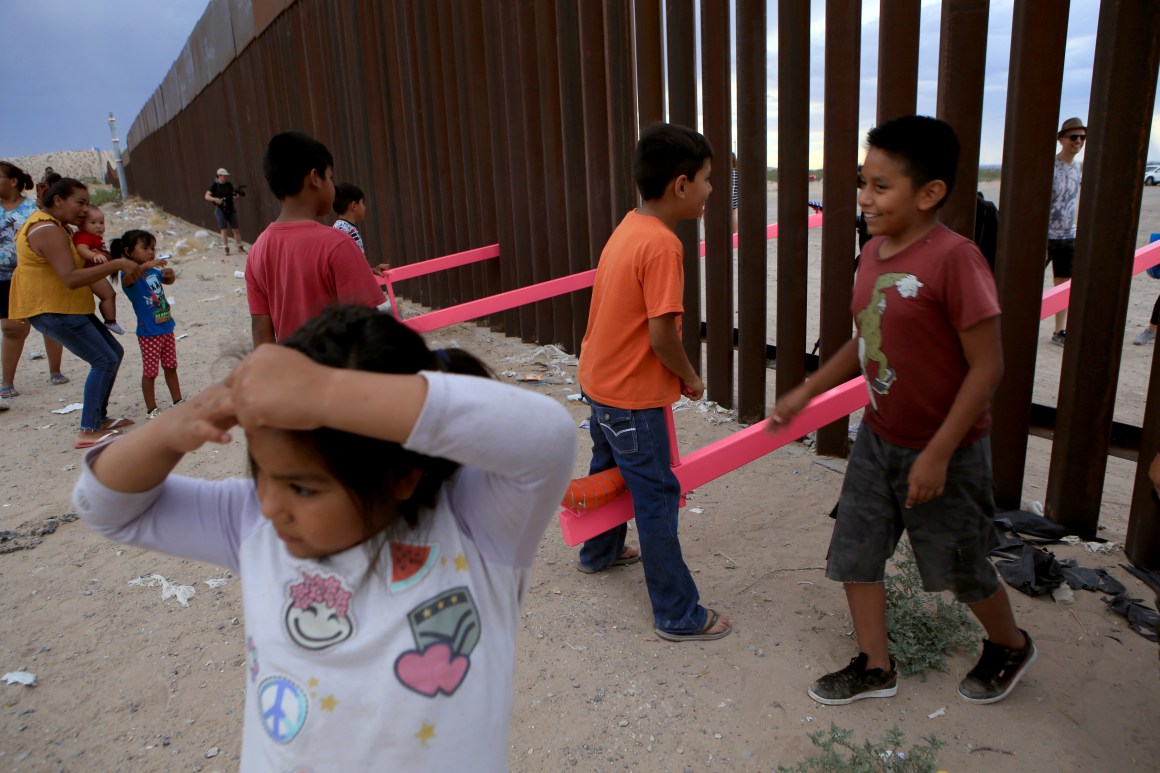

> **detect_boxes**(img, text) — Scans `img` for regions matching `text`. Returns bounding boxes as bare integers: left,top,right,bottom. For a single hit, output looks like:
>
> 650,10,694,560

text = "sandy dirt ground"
0,183,1157,772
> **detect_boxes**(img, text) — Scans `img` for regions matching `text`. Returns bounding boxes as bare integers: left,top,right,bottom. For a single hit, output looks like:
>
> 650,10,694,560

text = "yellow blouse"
8,210,94,319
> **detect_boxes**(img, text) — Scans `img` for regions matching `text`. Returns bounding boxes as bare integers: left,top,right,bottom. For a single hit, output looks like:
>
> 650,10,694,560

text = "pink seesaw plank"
1039,237,1160,321
697,212,824,256
557,378,869,546
378,244,501,320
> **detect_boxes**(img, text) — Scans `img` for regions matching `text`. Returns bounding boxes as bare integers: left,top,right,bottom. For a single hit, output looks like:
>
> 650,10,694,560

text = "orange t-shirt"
577,210,685,409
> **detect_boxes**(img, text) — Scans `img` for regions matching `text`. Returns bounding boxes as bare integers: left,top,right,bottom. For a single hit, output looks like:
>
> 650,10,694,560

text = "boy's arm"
906,315,1003,507
648,313,703,399
767,338,860,430
251,314,275,347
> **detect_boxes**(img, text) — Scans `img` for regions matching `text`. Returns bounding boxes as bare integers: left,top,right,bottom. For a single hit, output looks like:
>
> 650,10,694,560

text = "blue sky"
2,0,1156,166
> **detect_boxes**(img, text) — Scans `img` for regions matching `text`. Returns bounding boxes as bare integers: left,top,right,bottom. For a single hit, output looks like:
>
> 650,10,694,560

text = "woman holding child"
8,178,144,448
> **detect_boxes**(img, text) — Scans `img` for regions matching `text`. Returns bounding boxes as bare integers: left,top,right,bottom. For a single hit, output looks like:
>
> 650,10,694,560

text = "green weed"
886,539,979,676
777,724,944,773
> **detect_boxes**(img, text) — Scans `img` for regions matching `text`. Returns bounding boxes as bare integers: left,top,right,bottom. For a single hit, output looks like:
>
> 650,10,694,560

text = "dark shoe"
957,629,1036,704
808,652,898,705
1134,328,1156,346
1051,330,1066,346
576,547,641,574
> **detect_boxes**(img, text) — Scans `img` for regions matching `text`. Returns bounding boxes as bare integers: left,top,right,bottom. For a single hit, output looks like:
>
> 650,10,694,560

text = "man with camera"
205,167,247,255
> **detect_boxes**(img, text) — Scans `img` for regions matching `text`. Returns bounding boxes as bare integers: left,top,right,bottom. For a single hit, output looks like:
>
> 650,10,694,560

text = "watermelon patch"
389,542,440,593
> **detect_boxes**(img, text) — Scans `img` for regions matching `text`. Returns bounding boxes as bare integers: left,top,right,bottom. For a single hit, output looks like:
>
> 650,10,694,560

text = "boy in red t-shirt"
575,123,731,642
73,207,124,335
770,115,1033,706
244,132,386,346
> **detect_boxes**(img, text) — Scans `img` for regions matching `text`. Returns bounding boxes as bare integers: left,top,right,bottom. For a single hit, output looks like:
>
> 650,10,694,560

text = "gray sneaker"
1051,330,1066,346
957,629,1036,704
1134,328,1156,346
808,652,898,705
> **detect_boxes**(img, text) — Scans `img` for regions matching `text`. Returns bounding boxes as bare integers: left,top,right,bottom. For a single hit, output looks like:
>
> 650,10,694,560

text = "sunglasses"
1064,134,1086,142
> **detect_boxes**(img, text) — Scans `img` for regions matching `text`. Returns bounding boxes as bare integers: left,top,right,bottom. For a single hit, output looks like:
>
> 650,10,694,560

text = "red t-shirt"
244,220,386,340
577,210,684,409
851,223,1000,448
73,231,108,267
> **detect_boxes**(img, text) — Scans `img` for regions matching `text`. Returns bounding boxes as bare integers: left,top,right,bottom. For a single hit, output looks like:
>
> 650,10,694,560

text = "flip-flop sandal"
0,385,18,398
49,373,70,385
655,609,733,642
101,417,136,430
576,548,642,574
75,430,122,450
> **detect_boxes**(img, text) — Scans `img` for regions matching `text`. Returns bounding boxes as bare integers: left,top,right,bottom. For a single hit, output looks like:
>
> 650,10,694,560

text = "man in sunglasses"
1046,117,1086,346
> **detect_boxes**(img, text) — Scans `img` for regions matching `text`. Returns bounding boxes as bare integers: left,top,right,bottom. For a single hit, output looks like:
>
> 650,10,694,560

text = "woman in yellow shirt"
10,178,143,448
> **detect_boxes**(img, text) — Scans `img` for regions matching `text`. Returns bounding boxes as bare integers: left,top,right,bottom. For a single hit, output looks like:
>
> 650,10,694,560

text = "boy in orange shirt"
575,123,731,641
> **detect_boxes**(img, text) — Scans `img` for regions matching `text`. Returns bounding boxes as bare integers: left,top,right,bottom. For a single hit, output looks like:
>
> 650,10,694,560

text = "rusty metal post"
533,0,575,351
935,0,989,239
775,0,810,399
701,0,733,408
666,0,701,370
989,0,1069,510
556,0,595,346
635,0,664,128
876,0,921,124
735,0,767,424
515,0,554,342
606,1,637,227
579,0,616,292
1047,0,1160,538
815,0,861,457
448,0,486,304
1128,325,1160,569
435,0,473,305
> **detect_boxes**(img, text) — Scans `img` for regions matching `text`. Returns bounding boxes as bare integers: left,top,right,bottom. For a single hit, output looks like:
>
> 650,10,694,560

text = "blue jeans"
28,313,123,431
578,395,707,633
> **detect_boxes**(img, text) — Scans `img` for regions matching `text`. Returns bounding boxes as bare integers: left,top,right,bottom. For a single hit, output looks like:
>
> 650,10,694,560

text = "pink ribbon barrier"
558,379,869,546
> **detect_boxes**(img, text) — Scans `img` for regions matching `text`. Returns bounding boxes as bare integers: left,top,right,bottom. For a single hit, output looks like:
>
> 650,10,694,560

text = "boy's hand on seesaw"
228,345,332,431
681,374,705,401
372,263,391,276
766,385,810,432
905,449,948,508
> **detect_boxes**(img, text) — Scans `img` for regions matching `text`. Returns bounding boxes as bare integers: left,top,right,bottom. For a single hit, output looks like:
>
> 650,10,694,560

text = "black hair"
634,123,713,201
332,183,365,216
0,162,34,193
272,305,493,547
865,115,959,208
109,229,156,260
39,176,85,209
262,131,334,200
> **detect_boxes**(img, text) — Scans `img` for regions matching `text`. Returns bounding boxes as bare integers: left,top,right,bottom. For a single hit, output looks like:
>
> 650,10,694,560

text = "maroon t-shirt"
851,223,1000,449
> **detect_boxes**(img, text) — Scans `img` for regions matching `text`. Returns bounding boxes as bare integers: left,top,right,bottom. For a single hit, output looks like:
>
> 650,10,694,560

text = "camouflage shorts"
825,426,1001,604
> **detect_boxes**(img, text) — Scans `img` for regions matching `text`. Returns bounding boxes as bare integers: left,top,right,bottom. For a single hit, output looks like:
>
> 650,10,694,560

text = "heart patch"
395,641,470,697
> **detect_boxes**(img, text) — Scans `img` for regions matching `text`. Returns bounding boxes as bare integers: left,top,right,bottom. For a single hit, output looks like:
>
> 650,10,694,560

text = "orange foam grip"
560,469,628,510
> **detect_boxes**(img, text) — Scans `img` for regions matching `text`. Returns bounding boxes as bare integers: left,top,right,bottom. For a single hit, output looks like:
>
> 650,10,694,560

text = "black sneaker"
957,629,1036,704
807,652,898,705
1051,330,1066,346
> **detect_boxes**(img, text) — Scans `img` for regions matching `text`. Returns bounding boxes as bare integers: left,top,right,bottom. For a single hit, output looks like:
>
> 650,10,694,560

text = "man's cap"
1058,117,1086,136
217,168,230,176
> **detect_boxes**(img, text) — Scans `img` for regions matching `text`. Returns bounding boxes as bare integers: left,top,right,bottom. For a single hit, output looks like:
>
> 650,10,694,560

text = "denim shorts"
825,425,1001,604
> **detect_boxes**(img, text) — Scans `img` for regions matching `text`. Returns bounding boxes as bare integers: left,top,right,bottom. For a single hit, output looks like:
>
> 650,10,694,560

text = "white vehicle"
1146,165,1160,186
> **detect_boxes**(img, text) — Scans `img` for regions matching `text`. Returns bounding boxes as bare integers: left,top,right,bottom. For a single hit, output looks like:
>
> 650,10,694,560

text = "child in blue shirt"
113,230,183,418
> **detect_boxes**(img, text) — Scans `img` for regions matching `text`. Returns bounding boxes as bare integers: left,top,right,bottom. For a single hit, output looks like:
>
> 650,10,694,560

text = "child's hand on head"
161,382,237,452
228,346,332,431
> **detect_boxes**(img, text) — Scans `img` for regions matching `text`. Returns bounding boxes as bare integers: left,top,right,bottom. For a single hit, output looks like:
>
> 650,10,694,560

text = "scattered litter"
28,352,45,361
996,509,1071,541
195,230,211,239
1083,541,1118,554
688,508,704,514
234,270,245,279
204,575,230,589
1120,563,1160,596
1059,560,1125,594
1051,584,1075,605
1101,593,1159,641
200,295,222,303
129,574,196,607
1027,500,1044,516
176,334,189,341
38,424,54,430
2,672,36,686
566,393,583,402
579,419,590,431
926,707,946,719
62,464,76,472
51,403,84,415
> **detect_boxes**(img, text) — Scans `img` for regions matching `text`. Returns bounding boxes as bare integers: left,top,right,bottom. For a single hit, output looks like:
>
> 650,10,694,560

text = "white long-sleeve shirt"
74,371,575,772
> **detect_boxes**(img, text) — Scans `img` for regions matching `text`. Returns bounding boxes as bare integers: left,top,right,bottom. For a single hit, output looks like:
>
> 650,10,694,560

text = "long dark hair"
270,304,494,545
109,229,156,260
0,162,34,194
